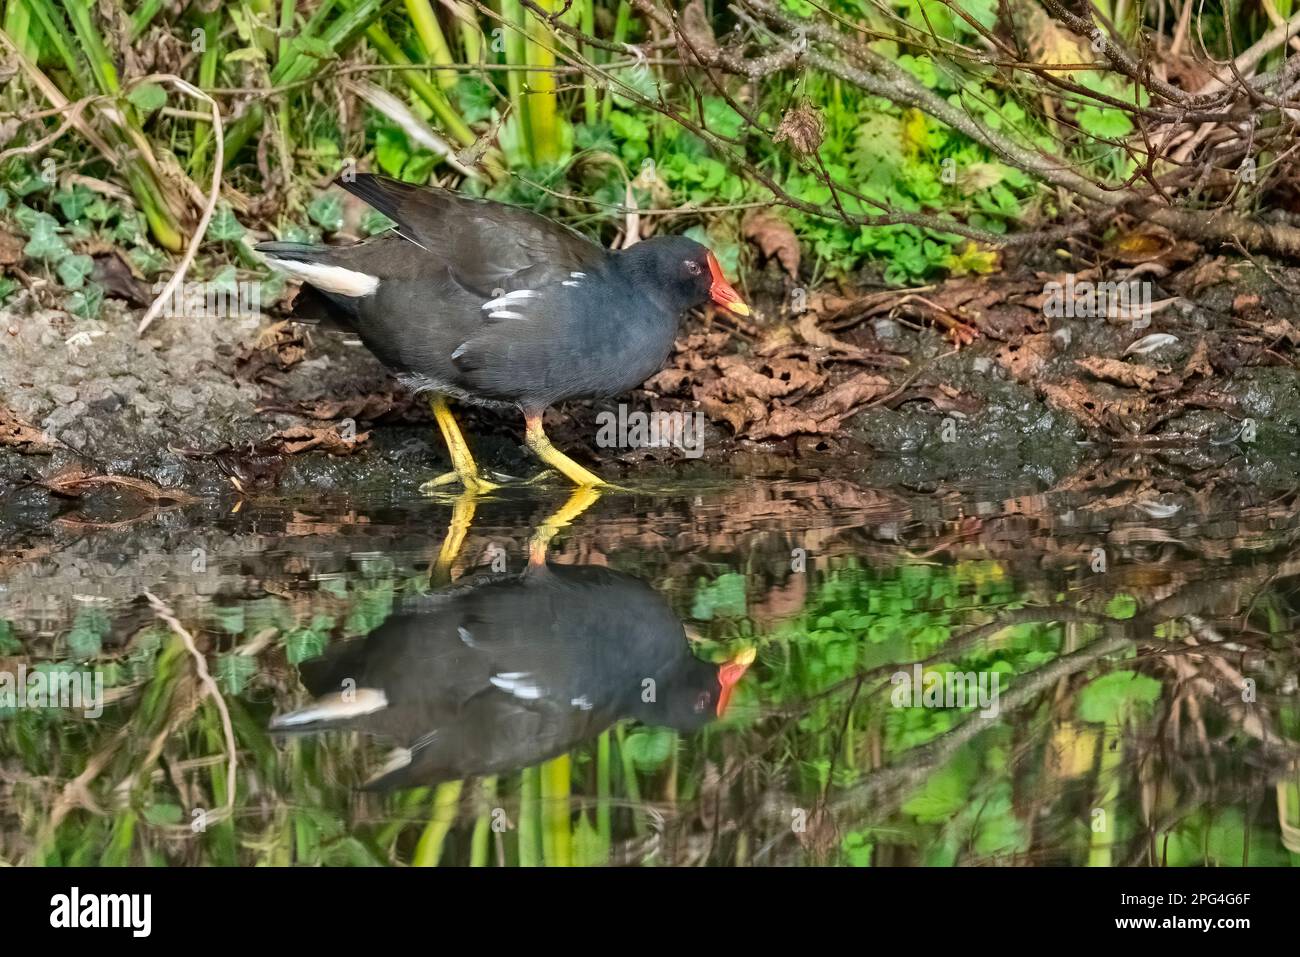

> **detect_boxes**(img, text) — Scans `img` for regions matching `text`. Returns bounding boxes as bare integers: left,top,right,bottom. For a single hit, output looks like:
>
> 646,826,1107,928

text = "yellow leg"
431,490,478,586
528,485,603,568
523,412,608,488
422,395,499,495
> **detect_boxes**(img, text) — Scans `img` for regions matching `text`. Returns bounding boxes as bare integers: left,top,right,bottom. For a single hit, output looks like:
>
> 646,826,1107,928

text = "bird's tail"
253,241,380,299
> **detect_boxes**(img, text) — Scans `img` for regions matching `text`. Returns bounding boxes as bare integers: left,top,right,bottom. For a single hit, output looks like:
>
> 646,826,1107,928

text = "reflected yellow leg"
528,485,602,568
431,490,478,586
524,412,608,488
421,395,499,495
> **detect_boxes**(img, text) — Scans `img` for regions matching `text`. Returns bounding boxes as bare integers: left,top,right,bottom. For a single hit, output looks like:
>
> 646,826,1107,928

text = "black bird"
255,175,749,491
269,562,755,789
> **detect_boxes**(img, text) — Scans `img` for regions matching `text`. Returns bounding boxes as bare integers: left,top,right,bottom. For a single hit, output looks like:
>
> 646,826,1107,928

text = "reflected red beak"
716,646,757,717
707,251,750,317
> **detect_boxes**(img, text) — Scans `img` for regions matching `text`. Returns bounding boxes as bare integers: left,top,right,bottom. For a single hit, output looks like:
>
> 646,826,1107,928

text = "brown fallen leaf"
748,405,826,441
795,311,865,355
742,210,800,279
0,228,22,267
1182,338,1215,378
1075,356,1161,390
996,333,1054,382
271,424,370,455
1,406,56,453
804,372,891,418
39,470,197,502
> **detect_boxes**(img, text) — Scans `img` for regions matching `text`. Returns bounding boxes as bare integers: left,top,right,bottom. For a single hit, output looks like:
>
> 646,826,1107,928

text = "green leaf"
360,209,396,236
1076,671,1162,724
57,254,95,290
143,803,184,826
1076,106,1133,139
308,193,345,232
207,204,246,242
215,654,256,696
623,728,675,771
23,216,69,262
66,283,105,320
127,83,168,115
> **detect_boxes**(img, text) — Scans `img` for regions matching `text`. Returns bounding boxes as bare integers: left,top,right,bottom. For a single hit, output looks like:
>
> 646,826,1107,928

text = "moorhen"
255,174,750,491
269,561,755,788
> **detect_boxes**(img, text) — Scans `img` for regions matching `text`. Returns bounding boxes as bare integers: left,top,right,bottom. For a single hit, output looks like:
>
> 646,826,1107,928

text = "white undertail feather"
269,688,388,729
264,258,380,297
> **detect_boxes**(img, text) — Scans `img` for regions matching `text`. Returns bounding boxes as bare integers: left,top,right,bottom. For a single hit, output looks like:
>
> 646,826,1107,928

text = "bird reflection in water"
270,487,755,789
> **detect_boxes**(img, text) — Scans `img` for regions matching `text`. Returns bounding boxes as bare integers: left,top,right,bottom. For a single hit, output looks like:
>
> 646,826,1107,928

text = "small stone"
871,318,902,340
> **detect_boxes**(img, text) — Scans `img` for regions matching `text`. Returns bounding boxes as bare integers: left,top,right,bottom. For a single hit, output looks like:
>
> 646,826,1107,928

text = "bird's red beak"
707,251,750,317
716,646,756,717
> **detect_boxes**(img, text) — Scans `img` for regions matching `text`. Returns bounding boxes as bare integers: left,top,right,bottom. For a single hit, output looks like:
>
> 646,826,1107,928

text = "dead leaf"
1182,339,1214,378
742,210,800,279
0,228,22,266
996,333,1055,382
805,372,891,418
1,406,55,453
270,424,370,455
1076,356,1161,390
38,470,196,501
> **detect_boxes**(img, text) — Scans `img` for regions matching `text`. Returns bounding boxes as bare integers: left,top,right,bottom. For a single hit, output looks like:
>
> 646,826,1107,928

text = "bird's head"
618,236,750,318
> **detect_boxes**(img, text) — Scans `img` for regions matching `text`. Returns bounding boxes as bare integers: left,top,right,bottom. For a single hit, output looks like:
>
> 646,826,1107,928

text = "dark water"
2,469,1298,866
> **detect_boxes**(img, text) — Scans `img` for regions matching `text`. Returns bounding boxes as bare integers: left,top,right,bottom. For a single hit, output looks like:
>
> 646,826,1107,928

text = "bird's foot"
419,470,502,496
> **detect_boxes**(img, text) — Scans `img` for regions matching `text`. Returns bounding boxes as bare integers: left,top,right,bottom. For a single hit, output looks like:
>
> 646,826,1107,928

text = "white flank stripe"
488,310,528,320
481,289,538,310
490,672,543,700
265,258,380,297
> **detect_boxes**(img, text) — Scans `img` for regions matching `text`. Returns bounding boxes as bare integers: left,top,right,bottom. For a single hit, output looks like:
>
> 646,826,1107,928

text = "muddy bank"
4,258,1300,498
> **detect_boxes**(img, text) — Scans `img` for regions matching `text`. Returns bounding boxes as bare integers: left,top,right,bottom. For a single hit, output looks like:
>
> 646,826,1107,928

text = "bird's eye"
685,260,702,276
694,692,711,712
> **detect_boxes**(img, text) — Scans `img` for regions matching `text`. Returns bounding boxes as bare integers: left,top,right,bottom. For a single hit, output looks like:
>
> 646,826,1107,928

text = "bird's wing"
338,174,605,295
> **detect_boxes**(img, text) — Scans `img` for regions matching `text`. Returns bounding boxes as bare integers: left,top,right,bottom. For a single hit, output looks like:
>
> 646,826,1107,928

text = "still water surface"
2,471,1298,865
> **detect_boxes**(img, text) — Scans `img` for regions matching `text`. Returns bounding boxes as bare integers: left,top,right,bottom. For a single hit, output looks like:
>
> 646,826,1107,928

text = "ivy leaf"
56,254,95,290
128,244,169,276
360,209,396,236
23,216,69,262
215,654,256,695
308,193,345,232
66,282,105,320
207,204,246,242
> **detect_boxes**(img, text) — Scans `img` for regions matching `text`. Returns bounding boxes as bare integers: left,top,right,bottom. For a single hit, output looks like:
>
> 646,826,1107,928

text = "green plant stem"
364,21,477,148
413,779,463,866
523,0,560,164
540,754,572,866
518,765,541,866
405,0,458,89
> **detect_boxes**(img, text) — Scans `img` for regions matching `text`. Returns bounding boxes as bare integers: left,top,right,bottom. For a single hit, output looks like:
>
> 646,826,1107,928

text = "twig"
137,75,224,336
144,591,238,824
